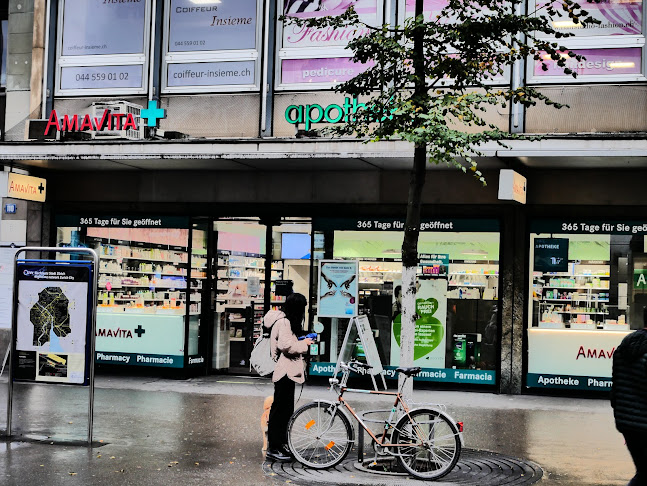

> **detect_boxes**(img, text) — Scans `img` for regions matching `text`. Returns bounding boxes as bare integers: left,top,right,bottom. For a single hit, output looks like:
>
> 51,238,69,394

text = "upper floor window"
55,0,152,96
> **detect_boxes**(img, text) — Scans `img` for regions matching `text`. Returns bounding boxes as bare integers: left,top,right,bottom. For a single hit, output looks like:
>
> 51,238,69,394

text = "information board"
13,262,93,385
318,260,358,318
169,0,258,52
61,0,147,56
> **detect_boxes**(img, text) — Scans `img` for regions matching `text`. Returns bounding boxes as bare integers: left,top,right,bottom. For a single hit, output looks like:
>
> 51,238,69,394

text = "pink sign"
218,231,261,254
537,0,642,36
282,57,373,84
282,0,379,48
534,48,642,76
284,0,376,18
405,0,450,21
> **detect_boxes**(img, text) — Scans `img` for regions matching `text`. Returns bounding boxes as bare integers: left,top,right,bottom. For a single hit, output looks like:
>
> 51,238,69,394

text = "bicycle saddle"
396,366,422,376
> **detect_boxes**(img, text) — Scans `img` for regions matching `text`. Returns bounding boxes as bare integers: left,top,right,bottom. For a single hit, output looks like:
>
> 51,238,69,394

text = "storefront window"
528,0,646,83
55,216,200,370
527,220,647,391
277,0,383,89
55,0,151,95
309,218,500,386
162,0,263,93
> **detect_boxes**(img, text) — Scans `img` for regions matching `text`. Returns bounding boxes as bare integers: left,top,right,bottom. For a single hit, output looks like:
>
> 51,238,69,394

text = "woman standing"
263,293,314,462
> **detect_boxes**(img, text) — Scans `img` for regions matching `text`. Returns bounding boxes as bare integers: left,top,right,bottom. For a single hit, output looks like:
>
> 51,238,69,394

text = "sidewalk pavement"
0,374,635,486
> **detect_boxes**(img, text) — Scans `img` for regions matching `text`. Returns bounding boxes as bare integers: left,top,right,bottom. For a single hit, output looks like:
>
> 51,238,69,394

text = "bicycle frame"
330,365,429,450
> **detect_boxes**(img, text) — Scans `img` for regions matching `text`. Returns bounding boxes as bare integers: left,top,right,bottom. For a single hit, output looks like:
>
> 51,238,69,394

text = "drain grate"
263,448,543,486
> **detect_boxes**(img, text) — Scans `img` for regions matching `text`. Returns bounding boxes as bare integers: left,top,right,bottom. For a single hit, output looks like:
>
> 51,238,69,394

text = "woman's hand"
303,338,315,346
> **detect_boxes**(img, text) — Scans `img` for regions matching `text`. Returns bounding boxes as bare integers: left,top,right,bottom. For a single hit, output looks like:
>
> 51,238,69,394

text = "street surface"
0,374,635,485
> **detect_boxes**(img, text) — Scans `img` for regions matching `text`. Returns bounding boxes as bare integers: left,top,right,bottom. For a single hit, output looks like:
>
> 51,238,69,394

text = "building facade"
1,0,647,394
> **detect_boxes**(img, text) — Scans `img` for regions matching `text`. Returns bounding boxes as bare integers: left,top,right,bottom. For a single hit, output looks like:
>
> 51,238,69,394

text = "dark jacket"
611,329,647,432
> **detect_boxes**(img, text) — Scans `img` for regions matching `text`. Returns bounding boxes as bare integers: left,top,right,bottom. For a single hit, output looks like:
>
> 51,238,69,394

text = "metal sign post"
334,315,387,390
6,247,98,445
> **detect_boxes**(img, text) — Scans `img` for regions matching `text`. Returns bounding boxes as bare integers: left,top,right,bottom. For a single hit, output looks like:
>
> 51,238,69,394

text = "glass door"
212,218,268,373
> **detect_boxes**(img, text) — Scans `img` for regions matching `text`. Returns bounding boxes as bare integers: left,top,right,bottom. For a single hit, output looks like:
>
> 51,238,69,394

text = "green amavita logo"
285,97,394,131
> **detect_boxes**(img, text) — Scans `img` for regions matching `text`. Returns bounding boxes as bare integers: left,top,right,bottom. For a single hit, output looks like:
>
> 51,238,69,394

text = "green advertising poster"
390,279,447,368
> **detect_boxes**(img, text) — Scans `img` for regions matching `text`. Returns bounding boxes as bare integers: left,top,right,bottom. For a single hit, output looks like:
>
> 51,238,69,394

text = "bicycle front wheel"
287,401,353,469
392,408,461,480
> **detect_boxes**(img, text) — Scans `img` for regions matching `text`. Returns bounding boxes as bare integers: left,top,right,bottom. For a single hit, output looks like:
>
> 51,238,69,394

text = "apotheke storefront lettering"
285,97,394,130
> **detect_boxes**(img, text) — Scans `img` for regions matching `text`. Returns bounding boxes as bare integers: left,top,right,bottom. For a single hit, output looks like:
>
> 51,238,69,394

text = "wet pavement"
0,374,635,485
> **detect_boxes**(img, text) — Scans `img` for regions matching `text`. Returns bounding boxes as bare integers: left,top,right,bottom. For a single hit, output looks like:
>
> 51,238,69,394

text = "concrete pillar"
5,0,35,140
499,205,526,394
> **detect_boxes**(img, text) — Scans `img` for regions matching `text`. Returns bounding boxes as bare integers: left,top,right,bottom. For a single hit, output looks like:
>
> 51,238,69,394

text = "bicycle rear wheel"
391,408,461,480
287,401,353,469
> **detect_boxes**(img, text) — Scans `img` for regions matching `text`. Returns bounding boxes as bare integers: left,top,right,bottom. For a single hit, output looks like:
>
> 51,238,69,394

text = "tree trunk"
398,0,427,399
398,145,426,398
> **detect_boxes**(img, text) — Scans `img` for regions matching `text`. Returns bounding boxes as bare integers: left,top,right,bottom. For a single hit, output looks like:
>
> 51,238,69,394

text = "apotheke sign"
285,97,394,130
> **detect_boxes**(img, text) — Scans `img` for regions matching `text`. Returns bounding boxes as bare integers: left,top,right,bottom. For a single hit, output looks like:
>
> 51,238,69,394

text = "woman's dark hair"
284,292,307,337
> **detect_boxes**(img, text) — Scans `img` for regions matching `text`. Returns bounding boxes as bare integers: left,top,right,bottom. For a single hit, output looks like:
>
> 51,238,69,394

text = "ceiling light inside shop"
382,248,401,255
461,249,489,257
552,20,582,29
608,62,635,69
190,0,221,4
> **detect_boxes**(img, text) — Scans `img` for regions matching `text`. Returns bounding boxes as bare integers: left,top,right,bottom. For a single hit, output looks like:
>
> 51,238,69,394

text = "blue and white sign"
60,65,143,91
4,204,17,214
167,61,255,87
61,0,147,56
169,0,258,52
318,260,358,318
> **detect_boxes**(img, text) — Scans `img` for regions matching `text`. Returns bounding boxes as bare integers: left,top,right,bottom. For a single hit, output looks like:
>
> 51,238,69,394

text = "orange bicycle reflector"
305,420,316,430
457,422,464,432
325,441,335,450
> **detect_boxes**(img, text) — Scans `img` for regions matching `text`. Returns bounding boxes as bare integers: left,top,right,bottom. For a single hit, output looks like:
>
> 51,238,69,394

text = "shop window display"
527,221,647,391
56,219,202,369
309,220,501,386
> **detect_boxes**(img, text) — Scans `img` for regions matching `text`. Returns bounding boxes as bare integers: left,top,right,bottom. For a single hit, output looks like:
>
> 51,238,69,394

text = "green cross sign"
140,100,166,128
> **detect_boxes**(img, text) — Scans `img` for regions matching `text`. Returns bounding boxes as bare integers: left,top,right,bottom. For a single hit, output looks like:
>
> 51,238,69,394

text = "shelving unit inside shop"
96,241,191,315
532,262,624,330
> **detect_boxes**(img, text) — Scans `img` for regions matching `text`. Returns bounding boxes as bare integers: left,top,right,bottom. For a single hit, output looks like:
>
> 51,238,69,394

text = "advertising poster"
282,0,379,49
391,279,447,368
533,238,569,272
419,253,449,277
61,0,147,56
318,260,358,318
169,0,258,52
14,263,91,384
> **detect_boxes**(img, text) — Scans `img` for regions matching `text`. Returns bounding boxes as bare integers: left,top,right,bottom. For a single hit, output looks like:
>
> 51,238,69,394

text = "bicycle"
286,360,464,480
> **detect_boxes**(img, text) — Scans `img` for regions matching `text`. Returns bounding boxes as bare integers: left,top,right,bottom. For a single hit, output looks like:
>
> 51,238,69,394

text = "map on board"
17,280,88,355
30,287,72,346
14,263,91,385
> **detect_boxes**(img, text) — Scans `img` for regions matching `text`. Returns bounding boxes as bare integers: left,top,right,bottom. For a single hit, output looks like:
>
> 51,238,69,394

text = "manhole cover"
263,448,543,485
